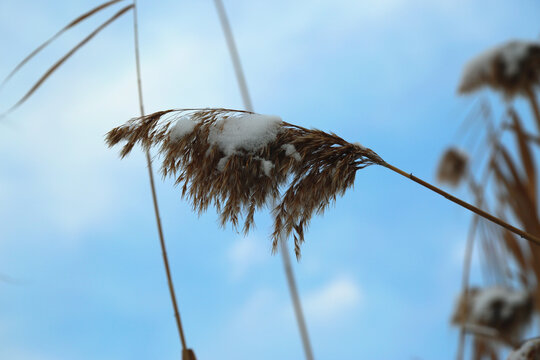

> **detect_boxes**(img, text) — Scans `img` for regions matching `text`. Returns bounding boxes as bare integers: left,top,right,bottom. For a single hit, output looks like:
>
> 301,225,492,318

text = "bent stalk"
382,162,540,246
132,1,192,357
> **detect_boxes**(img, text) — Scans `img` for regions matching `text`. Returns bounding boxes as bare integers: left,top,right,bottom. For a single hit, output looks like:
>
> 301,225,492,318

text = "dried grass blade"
0,0,125,90
502,230,529,279
508,109,537,201
1,4,134,117
494,148,540,235
491,158,528,225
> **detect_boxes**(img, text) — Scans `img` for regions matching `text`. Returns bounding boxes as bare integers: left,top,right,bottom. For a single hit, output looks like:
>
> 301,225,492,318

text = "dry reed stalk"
131,1,193,357
0,0,125,91
106,108,540,256
503,122,540,146
456,213,480,360
448,106,539,360
463,324,517,349
3,1,193,357
1,4,134,117
212,2,314,358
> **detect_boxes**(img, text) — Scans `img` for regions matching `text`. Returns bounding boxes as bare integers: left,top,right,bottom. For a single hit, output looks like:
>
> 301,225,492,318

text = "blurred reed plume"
452,287,533,345
437,147,469,187
458,40,540,132
106,108,384,257
449,37,540,360
458,40,540,98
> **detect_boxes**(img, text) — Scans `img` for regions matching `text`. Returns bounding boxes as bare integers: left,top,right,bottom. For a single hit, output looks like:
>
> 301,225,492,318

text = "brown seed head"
452,286,534,342
458,40,540,98
106,108,385,258
437,147,468,187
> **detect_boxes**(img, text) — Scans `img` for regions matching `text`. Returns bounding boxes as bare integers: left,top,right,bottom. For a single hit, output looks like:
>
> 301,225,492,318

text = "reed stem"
382,162,540,246
213,0,253,112
213,1,314,359
456,216,479,360
280,239,315,360
132,0,190,353
525,86,540,134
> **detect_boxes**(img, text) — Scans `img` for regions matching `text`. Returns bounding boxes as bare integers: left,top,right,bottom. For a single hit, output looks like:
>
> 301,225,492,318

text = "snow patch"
281,144,301,161
208,113,282,155
260,159,274,176
170,115,199,140
353,141,366,149
470,287,530,324
217,157,229,172
459,40,539,92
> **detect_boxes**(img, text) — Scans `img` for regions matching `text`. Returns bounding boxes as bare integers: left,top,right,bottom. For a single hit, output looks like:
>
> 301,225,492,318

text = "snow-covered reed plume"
106,108,384,257
452,286,533,344
458,40,540,98
107,109,540,257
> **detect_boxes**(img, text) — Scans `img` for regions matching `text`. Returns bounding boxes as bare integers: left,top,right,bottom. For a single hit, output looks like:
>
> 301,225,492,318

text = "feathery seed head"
106,108,384,258
459,40,540,98
452,286,533,342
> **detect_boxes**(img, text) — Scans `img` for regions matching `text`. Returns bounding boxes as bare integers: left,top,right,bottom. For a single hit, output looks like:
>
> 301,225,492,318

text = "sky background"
1,0,540,359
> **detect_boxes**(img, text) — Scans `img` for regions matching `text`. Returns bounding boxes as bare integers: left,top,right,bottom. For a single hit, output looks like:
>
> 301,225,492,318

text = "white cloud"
303,275,362,324
0,28,236,238
227,235,269,279
450,237,481,270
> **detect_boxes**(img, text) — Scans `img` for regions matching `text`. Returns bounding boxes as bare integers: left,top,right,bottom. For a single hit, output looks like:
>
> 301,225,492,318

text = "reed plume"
106,108,540,258
459,40,540,132
106,108,384,257
452,287,533,345
459,40,540,98
437,147,469,187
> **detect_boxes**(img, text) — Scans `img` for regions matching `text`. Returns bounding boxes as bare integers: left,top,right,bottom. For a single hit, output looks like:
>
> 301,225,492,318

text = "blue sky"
1,0,539,359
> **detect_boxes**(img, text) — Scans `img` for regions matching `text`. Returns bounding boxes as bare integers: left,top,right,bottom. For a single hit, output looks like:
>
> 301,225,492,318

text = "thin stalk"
382,162,540,246
213,0,253,112
0,0,125,91
280,239,315,360
456,172,492,360
132,0,190,354
462,324,518,349
525,86,540,134
212,1,314,358
456,216,479,360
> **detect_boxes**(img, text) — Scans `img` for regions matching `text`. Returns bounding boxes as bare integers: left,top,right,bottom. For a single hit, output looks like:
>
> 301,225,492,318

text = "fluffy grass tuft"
106,108,384,257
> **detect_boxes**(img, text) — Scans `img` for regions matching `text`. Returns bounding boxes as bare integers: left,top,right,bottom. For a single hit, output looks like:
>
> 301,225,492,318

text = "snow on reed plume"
452,286,533,343
458,40,540,98
106,108,384,257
